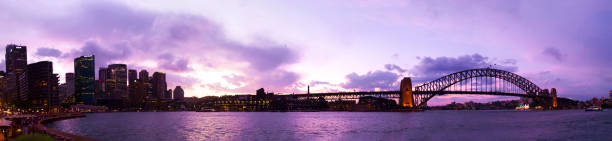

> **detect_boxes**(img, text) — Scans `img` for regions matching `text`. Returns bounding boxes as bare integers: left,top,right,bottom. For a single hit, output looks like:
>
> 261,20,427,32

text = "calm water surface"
45,110,612,141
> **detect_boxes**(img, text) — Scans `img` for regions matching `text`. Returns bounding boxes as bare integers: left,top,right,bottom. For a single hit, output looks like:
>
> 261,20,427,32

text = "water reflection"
45,111,612,141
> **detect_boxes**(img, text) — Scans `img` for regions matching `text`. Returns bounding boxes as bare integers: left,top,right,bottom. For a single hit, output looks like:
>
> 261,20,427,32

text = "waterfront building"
609,90,612,99
107,64,128,100
152,72,167,99
75,55,96,105
26,61,60,107
173,86,184,101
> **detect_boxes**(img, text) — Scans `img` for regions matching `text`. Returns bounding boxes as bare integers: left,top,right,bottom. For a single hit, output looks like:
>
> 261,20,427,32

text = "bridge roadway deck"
278,91,548,99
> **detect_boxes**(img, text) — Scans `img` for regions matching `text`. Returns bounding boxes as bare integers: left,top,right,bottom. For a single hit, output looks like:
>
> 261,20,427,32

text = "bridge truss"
284,68,552,109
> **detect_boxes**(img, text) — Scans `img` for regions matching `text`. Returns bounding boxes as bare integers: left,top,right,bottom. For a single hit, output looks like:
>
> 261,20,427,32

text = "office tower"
166,89,172,99
26,61,59,107
128,69,138,106
138,70,153,99
5,44,27,75
107,64,128,100
5,44,27,106
138,70,149,82
65,73,75,98
59,73,76,104
173,86,184,101
0,75,6,105
130,80,147,107
97,67,108,99
128,69,137,86
152,72,167,99
75,55,95,105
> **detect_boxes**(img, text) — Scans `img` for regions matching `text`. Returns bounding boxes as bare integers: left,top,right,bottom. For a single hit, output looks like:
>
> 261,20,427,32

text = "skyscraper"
166,89,172,99
26,61,59,107
97,67,108,99
59,73,76,104
138,70,149,82
75,55,95,105
138,70,153,99
128,69,138,106
107,64,128,100
0,75,6,105
65,73,75,98
5,44,27,75
152,72,167,99
5,44,27,106
173,86,184,101
128,69,137,86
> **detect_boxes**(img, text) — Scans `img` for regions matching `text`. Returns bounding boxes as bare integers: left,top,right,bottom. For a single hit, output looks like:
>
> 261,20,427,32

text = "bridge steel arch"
410,68,545,108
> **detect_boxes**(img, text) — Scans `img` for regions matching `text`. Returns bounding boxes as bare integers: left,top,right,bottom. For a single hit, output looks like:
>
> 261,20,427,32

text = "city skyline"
0,1,611,105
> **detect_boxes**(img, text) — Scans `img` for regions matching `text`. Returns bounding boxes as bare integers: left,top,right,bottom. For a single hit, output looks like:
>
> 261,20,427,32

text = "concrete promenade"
33,113,97,141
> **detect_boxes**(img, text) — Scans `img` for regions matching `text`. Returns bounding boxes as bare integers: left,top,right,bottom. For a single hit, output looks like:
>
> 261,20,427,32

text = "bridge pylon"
400,77,414,108
551,88,557,109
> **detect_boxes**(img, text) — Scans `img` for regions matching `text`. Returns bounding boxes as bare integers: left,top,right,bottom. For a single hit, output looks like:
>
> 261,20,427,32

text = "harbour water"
45,110,612,141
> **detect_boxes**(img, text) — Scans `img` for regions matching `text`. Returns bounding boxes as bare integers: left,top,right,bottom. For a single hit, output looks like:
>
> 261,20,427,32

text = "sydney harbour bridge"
284,68,559,109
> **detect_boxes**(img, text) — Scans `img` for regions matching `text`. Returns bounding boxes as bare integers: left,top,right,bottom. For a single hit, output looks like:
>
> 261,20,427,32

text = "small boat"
585,106,602,112
196,109,217,112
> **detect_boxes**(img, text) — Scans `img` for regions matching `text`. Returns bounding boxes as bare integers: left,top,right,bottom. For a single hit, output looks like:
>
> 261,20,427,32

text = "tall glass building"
74,55,95,105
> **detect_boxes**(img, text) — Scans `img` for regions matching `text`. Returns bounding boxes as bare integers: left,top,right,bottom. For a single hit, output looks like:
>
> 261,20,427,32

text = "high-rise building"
5,44,27,75
166,89,172,99
97,67,108,99
173,86,184,101
138,70,153,99
59,73,76,104
128,69,137,86
138,70,149,82
26,61,59,107
0,75,6,105
4,72,18,105
609,90,612,99
75,55,95,105
130,80,147,107
152,72,167,99
17,71,28,102
5,44,27,106
128,69,138,106
65,73,75,98
107,64,128,100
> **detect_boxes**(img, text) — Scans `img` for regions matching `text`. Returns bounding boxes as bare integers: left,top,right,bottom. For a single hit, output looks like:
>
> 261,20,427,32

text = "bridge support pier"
400,77,414,108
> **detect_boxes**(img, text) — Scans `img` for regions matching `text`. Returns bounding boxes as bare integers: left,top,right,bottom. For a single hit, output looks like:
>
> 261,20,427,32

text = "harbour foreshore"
5,112,97,141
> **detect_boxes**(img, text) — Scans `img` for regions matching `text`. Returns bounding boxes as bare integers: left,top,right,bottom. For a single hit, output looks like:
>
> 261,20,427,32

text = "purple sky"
1,0,611,105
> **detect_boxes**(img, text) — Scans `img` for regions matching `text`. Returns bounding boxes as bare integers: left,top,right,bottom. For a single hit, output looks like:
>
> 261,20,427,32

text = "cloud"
384,64,406,73
411,54,517,82
542,47,566,62
35,47,62,57
342,70,400,91
157,53,191,72
309,81,331,87
64,41,131,68
0,1,302,95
